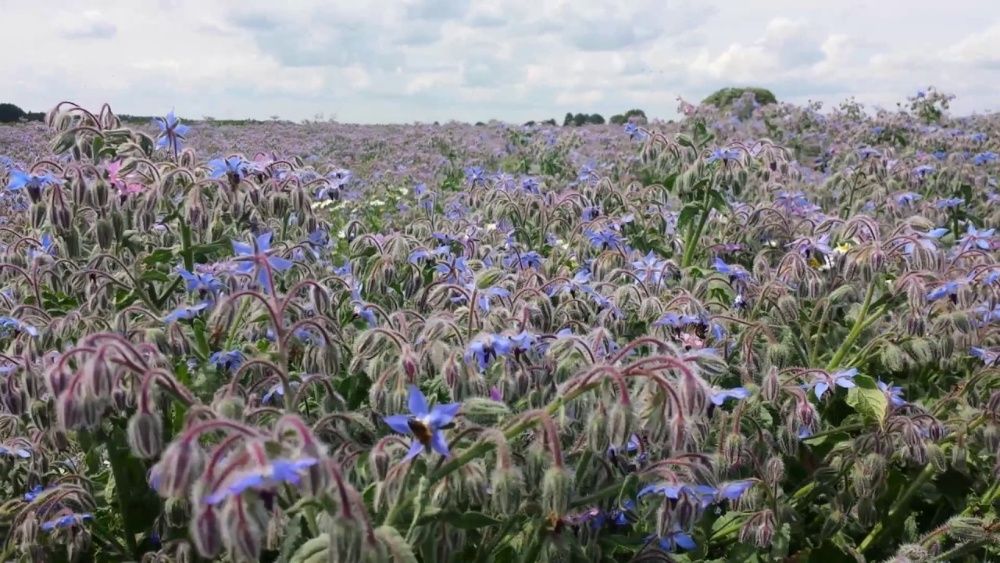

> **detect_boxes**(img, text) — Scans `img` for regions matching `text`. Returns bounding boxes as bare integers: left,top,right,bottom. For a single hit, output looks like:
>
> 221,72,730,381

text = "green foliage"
702,87,777,109
0,103,27,123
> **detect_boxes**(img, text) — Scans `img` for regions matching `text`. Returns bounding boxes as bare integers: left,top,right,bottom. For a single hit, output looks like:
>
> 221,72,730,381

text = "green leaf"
416,509,501,529
142,248,176,268
845,374,887,424
677,203,701,234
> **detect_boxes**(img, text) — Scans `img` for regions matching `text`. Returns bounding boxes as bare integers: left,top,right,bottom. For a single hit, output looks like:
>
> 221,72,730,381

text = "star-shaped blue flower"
383,385,460,460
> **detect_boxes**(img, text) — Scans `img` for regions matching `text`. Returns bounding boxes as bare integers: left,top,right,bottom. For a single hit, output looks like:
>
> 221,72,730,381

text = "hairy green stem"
858,463,936,553
825,281,877,371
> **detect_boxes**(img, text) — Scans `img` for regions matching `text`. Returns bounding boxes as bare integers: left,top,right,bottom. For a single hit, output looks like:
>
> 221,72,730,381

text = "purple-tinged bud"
765,456,784,486
150,439,205,498
31,202,46,230
85,355,115,399
56,392,82,430
490,466,524,516
94,218,111,249
93,181,109,208
368,441,391,481
127,411,164,459
670,415,688,452
762,367,780,402
905,313,925,336
673,488,702,530
222,498,267,562
400,346,419,380
739,509,776,548
541,467,573,517
190,503,223,558
723,433,745,469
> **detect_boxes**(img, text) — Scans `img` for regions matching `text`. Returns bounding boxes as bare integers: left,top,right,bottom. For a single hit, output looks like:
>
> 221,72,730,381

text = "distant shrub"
702,87,777,109
0,103,27,123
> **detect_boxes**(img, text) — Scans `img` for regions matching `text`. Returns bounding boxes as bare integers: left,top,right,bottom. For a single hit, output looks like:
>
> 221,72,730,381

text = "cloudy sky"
3,0,1000,123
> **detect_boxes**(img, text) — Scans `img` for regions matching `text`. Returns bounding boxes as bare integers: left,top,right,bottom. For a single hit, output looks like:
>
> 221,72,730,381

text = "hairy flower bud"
607,401,634,450
541,466,573,517
586,406,610,453
490,466,524,516
762,367,780,403
765,456,785,486
127,411,164,459
150,439,205,498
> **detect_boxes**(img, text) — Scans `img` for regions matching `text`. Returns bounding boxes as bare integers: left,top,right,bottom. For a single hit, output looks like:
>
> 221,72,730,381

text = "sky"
2,0,1000,124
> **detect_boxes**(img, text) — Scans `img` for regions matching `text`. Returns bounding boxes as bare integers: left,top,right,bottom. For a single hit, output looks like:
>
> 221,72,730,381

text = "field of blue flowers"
0,89,998,562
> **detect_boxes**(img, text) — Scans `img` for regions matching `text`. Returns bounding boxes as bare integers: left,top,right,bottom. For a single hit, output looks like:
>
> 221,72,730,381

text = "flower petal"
427,402,460,427
430,430,450,457
407,385,429,415
404,439,423,461
384,415,412,435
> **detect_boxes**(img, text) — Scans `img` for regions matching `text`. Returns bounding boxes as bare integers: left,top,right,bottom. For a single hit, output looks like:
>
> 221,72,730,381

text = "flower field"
0,90,998,562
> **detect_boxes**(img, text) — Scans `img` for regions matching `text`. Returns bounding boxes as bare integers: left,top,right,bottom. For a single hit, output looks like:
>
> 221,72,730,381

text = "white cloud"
3,0,1000,122
56,10,117,39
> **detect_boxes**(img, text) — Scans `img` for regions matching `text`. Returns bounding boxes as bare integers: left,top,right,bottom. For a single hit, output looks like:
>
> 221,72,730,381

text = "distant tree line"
0,103,44,123
557,109,648,127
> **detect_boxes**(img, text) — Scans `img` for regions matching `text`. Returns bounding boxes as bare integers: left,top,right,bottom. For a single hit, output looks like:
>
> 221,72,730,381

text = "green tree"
563,112,574,126
0,103,27,123
702,87,777,109
587,113,605,124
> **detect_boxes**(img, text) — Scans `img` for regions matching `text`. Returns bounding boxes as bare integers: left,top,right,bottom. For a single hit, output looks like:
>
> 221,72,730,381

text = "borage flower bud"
673,488,702,530
541,466,573,517
150,439,205,498
762,367,780,402
765,456,784,486
222,498,268,562
490,466,524,516
739,509,775,548
127,410,164,459
607,401,634,450
586,405,610,453
189,501,223,558
723,433,745,469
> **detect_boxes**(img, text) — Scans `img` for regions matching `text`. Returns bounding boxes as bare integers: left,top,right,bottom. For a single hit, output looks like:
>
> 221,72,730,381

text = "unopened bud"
541,467,573,517
586,407,609,453
190,503,223,558
214,395,245,421
127,411,164,459
607,401,633,449
762,367,780,402
490,466,524,516
461,397,511,424
724,433,745,469
765,456,784,486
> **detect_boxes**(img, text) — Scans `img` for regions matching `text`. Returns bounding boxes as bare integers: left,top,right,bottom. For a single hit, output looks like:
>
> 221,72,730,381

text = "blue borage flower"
638,479,755,507
712,257,751,281
466,333,514,371
40,512,93,532
710,386,751,406
877,380,907,407
207,156,248,181
0,316,38,337
232,232,294,294
152,110,190,154
163,302,209,324
7,169,58,192
0,444,31,458
23,484,44,501
208,349,245,373
383,385,460,460
177,266,224,295
203,457,319,505
971,347,999,366
632,251,669,285
808,368,858,400
706,147,742,163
